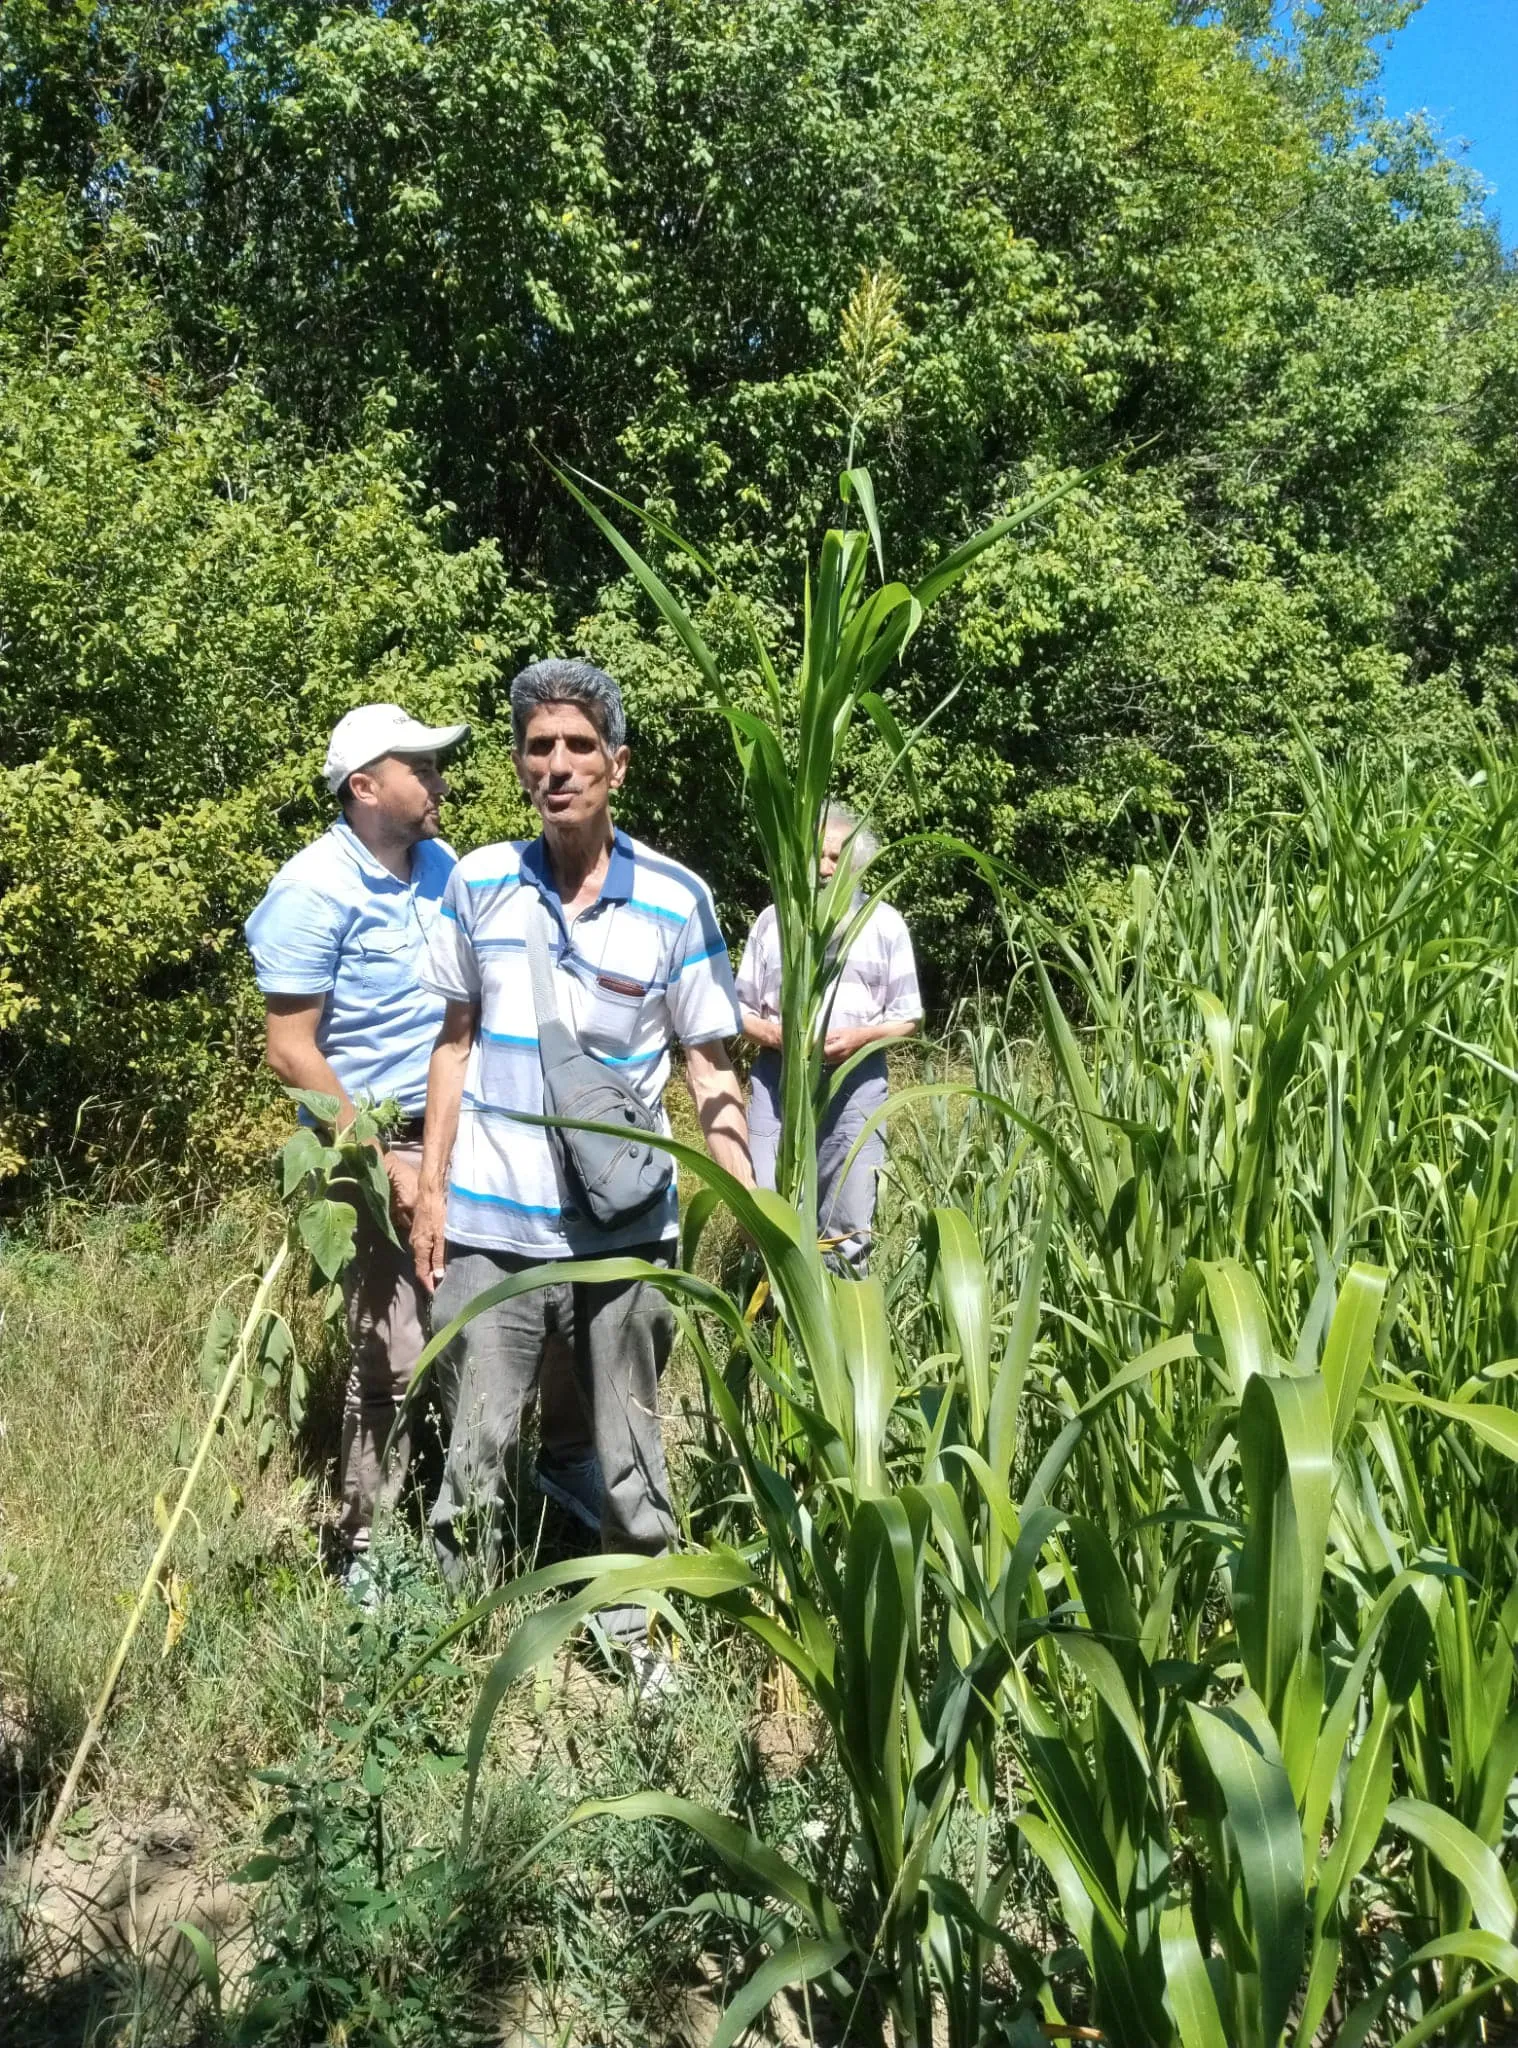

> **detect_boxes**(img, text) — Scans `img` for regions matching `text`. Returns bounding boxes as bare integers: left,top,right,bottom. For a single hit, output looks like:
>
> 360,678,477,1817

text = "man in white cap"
244,703,469,1582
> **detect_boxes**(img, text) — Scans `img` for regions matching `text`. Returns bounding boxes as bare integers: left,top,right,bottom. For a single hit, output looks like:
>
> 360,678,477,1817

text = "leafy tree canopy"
0,0,1513,1182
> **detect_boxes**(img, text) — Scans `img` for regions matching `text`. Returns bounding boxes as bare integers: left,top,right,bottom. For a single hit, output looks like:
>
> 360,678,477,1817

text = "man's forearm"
264,1033,357,1127
412,1002,477,1289
739,1006,783,1054
863,1018,919,1050
419,1039,469,1193
689,1061,754,1189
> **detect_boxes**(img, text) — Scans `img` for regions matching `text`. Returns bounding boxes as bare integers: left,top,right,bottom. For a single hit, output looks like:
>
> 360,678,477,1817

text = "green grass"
0,1189,861,2046
0,1198,326,1829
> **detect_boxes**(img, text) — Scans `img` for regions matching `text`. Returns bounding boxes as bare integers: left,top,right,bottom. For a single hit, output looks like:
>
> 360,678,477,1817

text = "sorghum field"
4,481,1518,2046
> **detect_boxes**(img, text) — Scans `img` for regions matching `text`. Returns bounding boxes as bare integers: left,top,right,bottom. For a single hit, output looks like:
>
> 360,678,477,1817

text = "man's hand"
412,998,477,1295
823,1024,873,1065
739,1007,783,1055
384,1147,420,1230
411,1181,448,1294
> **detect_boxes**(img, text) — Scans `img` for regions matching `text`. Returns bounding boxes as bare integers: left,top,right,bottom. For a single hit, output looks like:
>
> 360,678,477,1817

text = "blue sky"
1374,0,1518,240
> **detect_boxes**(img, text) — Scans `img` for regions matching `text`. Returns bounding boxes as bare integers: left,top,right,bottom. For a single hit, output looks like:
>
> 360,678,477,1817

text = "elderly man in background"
736,805,922,1274
411,659,751,1674
244,704,470,1588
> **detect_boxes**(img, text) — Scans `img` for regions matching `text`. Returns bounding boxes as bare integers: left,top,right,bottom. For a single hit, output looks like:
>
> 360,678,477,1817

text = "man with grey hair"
411,658,752,1674
736,804,922,1274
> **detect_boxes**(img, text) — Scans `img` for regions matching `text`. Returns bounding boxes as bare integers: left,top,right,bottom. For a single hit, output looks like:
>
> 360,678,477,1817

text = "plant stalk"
41,1235,291,1852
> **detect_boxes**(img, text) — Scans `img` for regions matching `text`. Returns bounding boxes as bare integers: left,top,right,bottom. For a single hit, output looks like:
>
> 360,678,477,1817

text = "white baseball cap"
323,703,471,793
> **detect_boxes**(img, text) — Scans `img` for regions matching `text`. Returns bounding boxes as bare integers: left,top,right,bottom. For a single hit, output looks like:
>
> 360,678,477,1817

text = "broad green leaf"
170,1920,221,2011
1028,950,1119,1212
1160,1906,1228,2048
565,1792,845,1943
857,689,923,812
1186,1695,1305,2048
708,1933,853,2048
440,1550,756,1846
1189,987,1237,1168
680,1185,722,1272
1372,1385,1518,1463
989,1191,1053,1507
840,465,886,579
832,1271,896,1495
1234,1371,1332,1748
347,1136,401,1245
1180,1257,1275,1393
550,462,722,696
284,1087,341,1124
1386,1797,1518,1936
1320,1263,1387,1447
1074,1334,1201,1424
297,1198,357,1282
1309,1677,1398,2019
198,1299,240,1395
255,1313,293,1380
1334,1930,1518,2048
928,1206,992,1442
279,1125,326,1195
1300,1565,1434,1862
1051,1630,1149,1775
1013,1814,1099,1961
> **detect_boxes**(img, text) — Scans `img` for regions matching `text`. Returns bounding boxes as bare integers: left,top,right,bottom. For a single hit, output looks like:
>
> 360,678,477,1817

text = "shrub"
0,195,538,1187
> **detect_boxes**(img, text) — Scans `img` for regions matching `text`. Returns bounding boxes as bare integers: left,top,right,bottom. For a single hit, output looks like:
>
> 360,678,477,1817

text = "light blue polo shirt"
244,819,456,1116
421,827,740,1258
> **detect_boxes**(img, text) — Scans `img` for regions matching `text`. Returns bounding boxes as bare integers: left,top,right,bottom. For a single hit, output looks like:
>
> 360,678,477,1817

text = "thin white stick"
41,1236,291,1853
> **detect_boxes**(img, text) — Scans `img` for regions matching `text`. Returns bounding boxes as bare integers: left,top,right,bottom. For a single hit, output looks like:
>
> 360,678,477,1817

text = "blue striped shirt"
421,828,740,1257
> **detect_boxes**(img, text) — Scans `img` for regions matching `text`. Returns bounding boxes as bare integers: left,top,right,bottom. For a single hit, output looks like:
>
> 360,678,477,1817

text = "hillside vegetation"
1,0,1516,1184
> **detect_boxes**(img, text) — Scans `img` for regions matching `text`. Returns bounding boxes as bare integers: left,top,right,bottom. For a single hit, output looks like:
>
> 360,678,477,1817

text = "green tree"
1,0,1514,1175
0,193,534,1180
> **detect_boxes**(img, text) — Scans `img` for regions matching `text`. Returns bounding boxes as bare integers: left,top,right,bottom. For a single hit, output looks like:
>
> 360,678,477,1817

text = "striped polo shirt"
421,827,741,1258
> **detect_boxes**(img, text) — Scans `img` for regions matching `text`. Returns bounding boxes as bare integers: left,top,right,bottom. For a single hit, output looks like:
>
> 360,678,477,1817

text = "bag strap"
524,892,579,1065
524,893,562,1026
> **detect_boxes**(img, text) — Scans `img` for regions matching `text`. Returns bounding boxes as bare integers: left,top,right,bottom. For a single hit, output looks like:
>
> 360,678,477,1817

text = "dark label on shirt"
597,972,647,997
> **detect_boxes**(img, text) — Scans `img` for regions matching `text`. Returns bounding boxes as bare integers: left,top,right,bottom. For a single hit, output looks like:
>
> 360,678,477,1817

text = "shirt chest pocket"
574,966,656,1054
355,928,415,991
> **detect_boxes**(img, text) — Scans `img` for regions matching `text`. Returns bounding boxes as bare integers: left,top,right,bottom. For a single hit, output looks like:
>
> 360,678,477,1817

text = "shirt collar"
330,817,403,887
520,826,635,911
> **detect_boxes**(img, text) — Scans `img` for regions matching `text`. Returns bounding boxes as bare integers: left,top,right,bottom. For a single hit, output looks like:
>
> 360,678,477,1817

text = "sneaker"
624,1638,680,1703
535,1450,605,1534
342,1551,381,1612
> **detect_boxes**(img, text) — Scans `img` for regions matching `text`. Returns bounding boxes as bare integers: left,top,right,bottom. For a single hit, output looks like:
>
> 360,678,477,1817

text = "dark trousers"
428,1242,676,1587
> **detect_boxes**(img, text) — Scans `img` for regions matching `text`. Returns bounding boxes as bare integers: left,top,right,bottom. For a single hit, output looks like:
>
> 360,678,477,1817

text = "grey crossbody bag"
524,896,674,1231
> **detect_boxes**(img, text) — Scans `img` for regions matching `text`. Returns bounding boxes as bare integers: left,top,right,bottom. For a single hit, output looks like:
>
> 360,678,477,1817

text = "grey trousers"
748,1054,887,1275
428,1242,676,1580
336,1142,430,1551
